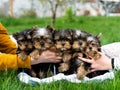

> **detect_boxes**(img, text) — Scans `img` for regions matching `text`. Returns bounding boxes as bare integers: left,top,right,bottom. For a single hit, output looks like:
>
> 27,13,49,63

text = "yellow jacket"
0,23,31,70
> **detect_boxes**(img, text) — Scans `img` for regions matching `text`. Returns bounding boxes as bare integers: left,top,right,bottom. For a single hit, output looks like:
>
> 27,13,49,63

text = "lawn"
1,16,120,45
0,16,120,90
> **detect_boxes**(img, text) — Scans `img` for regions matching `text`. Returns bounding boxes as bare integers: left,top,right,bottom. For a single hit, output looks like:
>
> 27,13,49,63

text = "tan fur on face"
34,41,41,49
31,26,54,55
72,40,87,51
55,41,71,50
27,42,33,49
85,35,101,60
18,43,26,50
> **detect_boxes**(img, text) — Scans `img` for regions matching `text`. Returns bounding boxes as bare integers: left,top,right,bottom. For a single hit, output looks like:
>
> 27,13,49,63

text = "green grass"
1,16,120,90
1,70,120,90
1,16,120,45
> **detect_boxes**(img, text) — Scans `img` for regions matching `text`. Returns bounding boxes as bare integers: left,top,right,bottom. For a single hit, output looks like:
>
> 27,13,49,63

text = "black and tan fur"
13,26,107,79
53,29,73,73
71,30,103,79
29,26,57,79
13,28,34,61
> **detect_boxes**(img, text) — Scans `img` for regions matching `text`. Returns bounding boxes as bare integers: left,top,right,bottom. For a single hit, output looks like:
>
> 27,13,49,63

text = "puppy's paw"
30,54,39,60
63,54,72,62
77,66,88,79
94,52,101,60
18,52,27,61
58,63,69,72
30,69,37,77
30,49,40,60
87,51,101,60
39,71,45,79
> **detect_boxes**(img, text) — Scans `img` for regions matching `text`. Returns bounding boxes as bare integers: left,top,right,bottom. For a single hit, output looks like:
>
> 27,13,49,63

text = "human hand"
78,52,112,73
31,50,62,65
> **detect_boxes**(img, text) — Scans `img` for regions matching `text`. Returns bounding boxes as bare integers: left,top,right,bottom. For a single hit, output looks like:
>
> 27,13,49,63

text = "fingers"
46,55,62,63
54,56,62,63
78,56,92,64
53,60,61,63
48,58,61,63
42,50,55,55
89,68,96,73
56,56,62,60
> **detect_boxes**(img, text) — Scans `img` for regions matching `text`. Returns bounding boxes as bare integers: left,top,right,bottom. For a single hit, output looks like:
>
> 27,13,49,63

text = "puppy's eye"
79,42,82,45
91,42,96,46
27,36,31,39
19,39,25,42
54,36,60,40
34,38,39,41
56,39,60,41
47,39,52,43
67,36,72,40
64,38,70,41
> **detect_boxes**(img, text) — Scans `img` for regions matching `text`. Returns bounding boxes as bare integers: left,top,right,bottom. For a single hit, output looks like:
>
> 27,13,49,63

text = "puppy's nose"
89,47,92,50
41,42,44,46
62,43,65,46
25,42,28,46
25,44,28,47
98,48,101,51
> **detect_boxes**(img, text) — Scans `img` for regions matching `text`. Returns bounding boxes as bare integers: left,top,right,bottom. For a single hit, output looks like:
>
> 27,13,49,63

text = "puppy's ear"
69,29,73,36
46,25,54,32
28,28,37,34
25,28,36,39
12,33,18,39
96,33,102,40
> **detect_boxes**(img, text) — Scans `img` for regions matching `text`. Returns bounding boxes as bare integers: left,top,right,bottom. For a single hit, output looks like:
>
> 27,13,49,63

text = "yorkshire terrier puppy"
53,29,73,73
29,25,57,78
13,28,37,77
30,25,55,60
13,28,34,61
13,26,107,79
85,33,102,59
72,30,91,58
72,29,102,79
84,33,108,78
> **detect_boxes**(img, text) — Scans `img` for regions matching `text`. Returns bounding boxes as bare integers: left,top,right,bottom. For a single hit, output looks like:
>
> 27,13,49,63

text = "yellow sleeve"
0,53,31,70
0,23,31,70
0,23,17,54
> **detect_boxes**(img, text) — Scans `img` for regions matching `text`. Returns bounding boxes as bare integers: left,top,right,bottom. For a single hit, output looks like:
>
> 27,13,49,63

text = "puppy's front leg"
18,51,27,61
86,51,101,60
58,62,69,72
77,63,89,79
63,53,72,62
30,49,40,60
